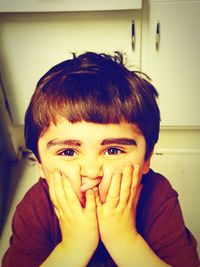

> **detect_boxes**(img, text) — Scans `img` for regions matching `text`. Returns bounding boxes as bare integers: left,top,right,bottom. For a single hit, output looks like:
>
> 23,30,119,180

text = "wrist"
61,239,98,263
102,227,139,248
101,230,140,263
103,235,171,267
40,242,96,267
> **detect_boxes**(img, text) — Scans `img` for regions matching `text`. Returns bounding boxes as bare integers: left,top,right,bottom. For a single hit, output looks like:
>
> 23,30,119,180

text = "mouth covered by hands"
47,164,143,264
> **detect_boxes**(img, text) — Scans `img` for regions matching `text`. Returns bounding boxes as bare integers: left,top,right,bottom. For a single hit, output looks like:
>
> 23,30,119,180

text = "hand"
95,165,143,263
48,170,99,266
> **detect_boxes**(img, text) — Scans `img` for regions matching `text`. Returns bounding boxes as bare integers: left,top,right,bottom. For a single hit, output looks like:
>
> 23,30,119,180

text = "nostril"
80,162,103,179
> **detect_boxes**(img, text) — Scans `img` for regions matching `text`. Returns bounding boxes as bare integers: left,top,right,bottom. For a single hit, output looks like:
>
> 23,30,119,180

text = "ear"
142,148,154,175
37,162,45,178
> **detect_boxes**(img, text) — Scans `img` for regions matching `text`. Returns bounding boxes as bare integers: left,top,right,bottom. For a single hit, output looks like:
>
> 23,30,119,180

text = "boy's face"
38,119,152,205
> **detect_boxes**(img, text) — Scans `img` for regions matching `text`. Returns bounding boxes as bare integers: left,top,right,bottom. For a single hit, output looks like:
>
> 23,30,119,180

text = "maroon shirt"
2,169,200,267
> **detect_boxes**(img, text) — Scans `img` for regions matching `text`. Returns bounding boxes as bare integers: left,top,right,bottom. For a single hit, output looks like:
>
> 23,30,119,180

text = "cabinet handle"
132,20,135,51
156,21,160,51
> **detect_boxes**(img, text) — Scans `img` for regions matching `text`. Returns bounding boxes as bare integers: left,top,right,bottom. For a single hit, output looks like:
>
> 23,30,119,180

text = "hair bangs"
35,90,139,131
33,70,140,130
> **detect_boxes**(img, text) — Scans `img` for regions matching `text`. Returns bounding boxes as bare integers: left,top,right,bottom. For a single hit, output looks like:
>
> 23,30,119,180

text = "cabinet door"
144,1,200,126
0,0,142,12
0,11,141,125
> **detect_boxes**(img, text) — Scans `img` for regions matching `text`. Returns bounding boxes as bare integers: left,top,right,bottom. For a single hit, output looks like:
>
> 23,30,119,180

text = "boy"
2,52,199,267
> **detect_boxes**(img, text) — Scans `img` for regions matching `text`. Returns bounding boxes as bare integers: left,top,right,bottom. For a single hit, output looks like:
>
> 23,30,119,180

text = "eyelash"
58,147,125,157
104,147,125,156
58,149,76,157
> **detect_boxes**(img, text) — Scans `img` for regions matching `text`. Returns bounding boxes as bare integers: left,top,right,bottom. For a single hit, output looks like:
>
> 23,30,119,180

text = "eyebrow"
100,138,137,146
47,139,81,149
47,137,136,149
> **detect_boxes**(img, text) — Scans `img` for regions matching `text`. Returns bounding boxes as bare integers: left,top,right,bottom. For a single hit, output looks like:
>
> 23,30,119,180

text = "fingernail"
80,183,87,192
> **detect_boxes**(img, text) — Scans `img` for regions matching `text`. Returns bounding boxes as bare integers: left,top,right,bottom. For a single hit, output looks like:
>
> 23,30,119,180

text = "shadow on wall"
0,159,10,236
0,81,20,235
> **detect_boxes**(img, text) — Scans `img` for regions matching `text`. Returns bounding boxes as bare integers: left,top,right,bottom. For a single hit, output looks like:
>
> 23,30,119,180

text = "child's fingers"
94,187,102,209
131,165,140,188
128,165,141,209
85,189,97,219
48,173,56,201
48,172,63,219
53,206,61,220
119,165,133,205
52,171,69,215
61,173,82,214
106,170,122,208
98,169,112,204
133,184,143,211
48,173,59,207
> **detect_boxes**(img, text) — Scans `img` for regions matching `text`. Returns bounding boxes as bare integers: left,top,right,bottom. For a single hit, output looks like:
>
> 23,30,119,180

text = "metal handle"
132,20,135,51
156,21,160,51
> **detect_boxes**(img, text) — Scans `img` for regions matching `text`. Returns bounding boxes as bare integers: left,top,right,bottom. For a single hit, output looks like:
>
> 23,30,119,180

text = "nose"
80,158,103,180
80,157,104,193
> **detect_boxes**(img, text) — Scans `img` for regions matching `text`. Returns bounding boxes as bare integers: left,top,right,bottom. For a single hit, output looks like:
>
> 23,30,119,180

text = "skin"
38,119,170,267
38,119,151,205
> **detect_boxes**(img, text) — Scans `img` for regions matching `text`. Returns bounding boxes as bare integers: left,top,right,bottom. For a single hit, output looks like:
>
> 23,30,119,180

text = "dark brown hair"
25,52,160,160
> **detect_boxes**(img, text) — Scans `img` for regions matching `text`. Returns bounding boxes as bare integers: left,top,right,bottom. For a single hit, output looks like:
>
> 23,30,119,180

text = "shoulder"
137,169,181,238
3,178,60,266
138,170,200,267
15,178,53,214
13,178,56,234
17,177,49,203
18,177,49,200
141,169,177,194
140,169,178,210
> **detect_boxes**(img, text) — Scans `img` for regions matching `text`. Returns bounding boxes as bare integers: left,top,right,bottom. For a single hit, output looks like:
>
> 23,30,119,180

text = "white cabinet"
0,0,142,12
1,1,200,127
143,0,200,126
0,10,141,125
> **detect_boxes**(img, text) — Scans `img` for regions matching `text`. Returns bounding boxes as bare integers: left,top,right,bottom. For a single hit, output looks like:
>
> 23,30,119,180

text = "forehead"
40,119,143,142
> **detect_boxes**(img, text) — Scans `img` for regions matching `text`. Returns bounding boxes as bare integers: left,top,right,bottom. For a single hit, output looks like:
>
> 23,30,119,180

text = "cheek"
61,164,82,193
40,159,82,195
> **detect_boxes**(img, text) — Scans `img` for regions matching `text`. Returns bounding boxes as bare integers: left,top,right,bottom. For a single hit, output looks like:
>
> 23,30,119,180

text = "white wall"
151,128,200,256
